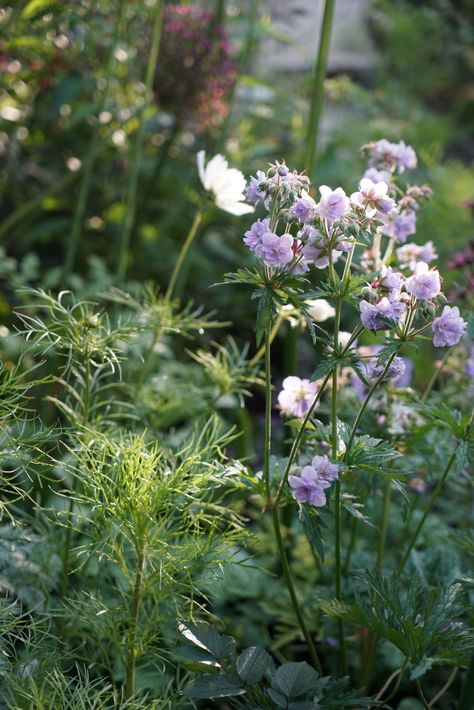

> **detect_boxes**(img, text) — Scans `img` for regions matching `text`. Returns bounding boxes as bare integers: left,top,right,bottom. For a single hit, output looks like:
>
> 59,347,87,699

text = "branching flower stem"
117,0,165,282
166,209,203,301
125,542,146,700
263,321,323,674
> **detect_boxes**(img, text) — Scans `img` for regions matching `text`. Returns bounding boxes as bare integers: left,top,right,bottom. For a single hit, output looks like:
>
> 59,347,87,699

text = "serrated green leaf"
183,674,245,699
179,622,235,665
267,687,288,707
272,662,319,698
236,646,274,685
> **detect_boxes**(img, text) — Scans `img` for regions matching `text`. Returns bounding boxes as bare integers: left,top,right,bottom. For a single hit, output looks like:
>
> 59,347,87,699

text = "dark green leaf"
272,662,319,698
236,646,274,685
183,674,245,699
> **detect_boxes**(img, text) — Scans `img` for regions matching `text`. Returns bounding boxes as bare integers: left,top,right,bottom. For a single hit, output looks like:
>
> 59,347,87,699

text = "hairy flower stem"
165,209,203,301
331,296,346,675
421,348,451,403
125,545,146,700
117,0,165,282
271,507,323,674
360,480,392,687
304,0,336,177
249,315,283,367
63,0,126,282
398,450,457,573
263,326,272,507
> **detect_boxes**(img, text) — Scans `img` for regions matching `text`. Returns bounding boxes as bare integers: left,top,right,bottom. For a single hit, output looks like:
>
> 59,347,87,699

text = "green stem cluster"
125,544,146,699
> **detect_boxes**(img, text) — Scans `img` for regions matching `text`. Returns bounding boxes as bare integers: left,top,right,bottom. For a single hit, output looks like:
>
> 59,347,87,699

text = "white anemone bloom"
197,150,254,216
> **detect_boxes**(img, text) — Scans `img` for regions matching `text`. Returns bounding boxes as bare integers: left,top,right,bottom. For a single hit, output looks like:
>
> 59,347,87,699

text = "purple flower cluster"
381,209,417,243
359,294,407,331
397,241,438,271
244,219,294,268
289,455,339,508
367,139,417,174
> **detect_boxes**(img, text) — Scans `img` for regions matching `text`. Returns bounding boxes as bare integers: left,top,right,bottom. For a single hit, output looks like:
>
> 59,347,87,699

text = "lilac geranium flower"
350,178,396,218
301,227,341,269
288,467,330,507
243,218,270,251
368,355,407,381
368,139,417,174
311,455,339,482
360,295,406,330
317,185,350,224
246,170,267,205
277,376,318,417
381,209,417,243
363,167,392,184
380,265,404,292
405,262,441,301
257,232,294,268
431,306,467,347
397,241,438,271
291,190,317,223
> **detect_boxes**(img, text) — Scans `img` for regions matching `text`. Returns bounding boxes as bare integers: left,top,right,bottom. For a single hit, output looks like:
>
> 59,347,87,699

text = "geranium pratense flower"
246,170,267,205
431,306,467,347
367,139,417,174
288,467,330,507
405,262,441,301
381,209,417,243
257,232,294,268
350,178,396,218
278,376,318,418
379,265,404,292
288,455,339,507
243,218,269,251
197,151,254,215
368,355,407,381
317,185,350,224
359,294,406,330
397,241,438,271
291,190,317,223
363,167,392,184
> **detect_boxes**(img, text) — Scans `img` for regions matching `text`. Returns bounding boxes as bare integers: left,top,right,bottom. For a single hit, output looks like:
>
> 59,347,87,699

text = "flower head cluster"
397,241,438,271
288,455,339,507
278,376,318,418
366,139,417,174
154,5,236,132
405,262,441,301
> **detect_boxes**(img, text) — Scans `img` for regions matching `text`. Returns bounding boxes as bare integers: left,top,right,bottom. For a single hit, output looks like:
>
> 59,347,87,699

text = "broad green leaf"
236,646,274,684
179,622,235,665
272,662,319,698
183,674,245,699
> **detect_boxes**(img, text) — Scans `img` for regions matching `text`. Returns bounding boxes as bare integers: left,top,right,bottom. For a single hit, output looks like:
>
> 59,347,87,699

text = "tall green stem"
165,209,203,301
125,544,145,699
421,348,451,403
331,297,346,675
398,451,456,573
263,326,272,507
117,0,165,282
271,507,323,674
304,0,336,177
63,0,126,281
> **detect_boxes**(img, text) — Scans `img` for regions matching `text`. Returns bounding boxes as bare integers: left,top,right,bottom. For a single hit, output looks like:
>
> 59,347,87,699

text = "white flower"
197,151,254,216
305,298,335,322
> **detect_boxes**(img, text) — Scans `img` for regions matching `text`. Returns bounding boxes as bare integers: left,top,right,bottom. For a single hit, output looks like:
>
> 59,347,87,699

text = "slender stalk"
374,658,408,704
263,326,272,507
416,680,430,710
421,348,450,403
429,667,457,707
63,0,126,281
117,0,165,282
398,450,456,573
360,481,392,687
165,209,203,301
271,507,323,674
249,314,283,367
304,0,336,177
125,545,145,699
274,371,332,505
458,653,474,710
